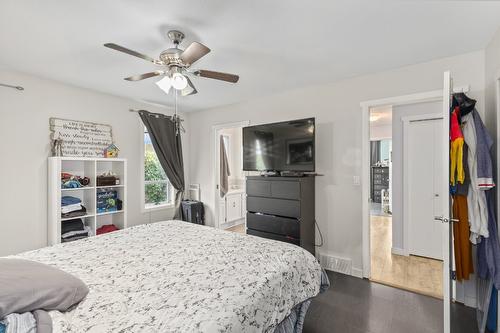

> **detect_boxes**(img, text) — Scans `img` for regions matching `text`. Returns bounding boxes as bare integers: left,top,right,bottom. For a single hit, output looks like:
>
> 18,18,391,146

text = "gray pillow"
0,259,89,318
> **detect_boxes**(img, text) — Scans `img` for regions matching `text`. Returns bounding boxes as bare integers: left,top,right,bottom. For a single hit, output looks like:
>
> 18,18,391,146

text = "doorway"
212,121,249,233
361,91,456,298
366,99,446,299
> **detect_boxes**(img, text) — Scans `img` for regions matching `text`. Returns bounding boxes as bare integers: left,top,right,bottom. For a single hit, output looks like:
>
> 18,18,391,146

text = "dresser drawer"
247,196,300,218
247,228,300,246
247,179,300,200
246,180,271,197
247,212,299,238
271,181,300,200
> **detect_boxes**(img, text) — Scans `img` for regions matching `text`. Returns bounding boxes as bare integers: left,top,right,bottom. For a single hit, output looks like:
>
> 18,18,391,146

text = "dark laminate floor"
303,270,478,333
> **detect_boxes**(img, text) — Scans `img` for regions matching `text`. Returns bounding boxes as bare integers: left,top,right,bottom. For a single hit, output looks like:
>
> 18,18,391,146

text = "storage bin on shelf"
96,189,122,213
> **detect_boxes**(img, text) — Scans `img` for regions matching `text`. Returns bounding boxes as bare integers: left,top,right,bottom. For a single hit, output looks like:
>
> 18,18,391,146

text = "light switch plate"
353,175,361,186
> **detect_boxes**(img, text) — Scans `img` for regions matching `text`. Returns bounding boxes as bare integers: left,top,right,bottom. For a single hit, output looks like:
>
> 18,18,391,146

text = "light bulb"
155,77,172,94
171,72,188,90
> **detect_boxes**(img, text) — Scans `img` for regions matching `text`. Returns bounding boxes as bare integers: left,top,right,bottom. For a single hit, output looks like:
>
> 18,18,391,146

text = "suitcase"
181,200,205,225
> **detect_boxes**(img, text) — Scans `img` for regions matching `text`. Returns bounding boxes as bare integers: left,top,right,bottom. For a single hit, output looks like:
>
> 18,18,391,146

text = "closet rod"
0,83,24,91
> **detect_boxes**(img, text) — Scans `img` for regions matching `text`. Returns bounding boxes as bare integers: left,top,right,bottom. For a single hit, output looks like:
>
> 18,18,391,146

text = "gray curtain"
370,140,380,166
139,110,185,219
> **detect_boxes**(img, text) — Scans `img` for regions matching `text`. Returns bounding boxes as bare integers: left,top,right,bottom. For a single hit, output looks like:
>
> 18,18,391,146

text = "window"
143,128,174,210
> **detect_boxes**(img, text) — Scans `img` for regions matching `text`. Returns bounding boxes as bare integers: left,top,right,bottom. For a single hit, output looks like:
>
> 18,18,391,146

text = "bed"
14,220,328,333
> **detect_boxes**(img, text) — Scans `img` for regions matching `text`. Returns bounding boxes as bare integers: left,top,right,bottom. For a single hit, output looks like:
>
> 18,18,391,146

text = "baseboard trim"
464,296,477,308
351,267,363,278
316,250,363,279
391,247,405,256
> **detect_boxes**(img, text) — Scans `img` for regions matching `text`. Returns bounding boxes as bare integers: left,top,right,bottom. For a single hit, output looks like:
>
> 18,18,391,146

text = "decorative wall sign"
49,118,114,157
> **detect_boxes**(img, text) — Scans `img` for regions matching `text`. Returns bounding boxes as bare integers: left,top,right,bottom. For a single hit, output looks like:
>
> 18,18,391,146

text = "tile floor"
370,215,443,298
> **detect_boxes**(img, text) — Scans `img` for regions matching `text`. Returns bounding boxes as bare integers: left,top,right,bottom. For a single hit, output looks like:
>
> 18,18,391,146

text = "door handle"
434,215,459,223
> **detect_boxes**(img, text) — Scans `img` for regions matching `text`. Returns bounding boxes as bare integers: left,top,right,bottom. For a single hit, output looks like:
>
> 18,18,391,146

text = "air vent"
319,253,352,275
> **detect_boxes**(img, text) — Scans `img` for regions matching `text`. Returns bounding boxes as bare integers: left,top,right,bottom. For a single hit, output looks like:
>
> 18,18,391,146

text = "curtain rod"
129,109,184,122
0,83,24,91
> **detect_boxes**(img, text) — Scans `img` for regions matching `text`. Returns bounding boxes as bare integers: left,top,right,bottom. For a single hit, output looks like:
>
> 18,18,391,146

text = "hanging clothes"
461,110,490,243
487,287,498,332
471,109,495,190
477,190,500,288
452,195,474,281
450,107,465,186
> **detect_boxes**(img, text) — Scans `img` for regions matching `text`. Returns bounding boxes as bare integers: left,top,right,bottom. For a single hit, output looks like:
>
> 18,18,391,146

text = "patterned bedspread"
16,221,323,333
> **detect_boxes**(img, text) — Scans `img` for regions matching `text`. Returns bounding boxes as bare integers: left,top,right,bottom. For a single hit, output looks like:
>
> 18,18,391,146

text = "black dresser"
371,166,389,203
245,176,315,255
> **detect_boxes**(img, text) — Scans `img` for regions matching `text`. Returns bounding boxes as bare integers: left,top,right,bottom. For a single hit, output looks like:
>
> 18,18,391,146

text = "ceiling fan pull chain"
174,89,180,136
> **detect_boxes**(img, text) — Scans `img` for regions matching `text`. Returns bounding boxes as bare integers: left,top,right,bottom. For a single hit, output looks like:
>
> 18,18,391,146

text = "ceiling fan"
104,30,239,96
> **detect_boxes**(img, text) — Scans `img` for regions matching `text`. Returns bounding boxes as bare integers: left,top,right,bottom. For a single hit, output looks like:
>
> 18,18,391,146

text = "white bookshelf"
48,157,128,245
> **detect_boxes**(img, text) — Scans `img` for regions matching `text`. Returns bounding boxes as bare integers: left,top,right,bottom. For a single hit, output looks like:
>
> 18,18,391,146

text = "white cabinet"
226,193,242,222
219,191,245,226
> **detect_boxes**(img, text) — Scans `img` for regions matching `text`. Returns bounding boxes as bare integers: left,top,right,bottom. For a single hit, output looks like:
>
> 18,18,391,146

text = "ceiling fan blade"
181,77,198,96
179,42,210,66
124,71,163,81
195,70,239,83
104,43,158,64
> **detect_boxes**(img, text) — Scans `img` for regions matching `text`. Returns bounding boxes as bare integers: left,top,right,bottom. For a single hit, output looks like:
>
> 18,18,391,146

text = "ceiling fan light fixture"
105,29,239,96
155,76,172,94
171,72,188,90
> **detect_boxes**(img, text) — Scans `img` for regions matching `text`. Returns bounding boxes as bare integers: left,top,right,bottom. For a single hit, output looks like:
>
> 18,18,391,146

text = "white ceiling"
1,1,500,112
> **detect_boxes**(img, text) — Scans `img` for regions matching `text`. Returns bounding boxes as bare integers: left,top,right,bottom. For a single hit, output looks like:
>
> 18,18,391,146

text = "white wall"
485,27,500,212
187,51,485,274
484,24,500,323
0,70,189,256
391,101,441,252
370,124,392,140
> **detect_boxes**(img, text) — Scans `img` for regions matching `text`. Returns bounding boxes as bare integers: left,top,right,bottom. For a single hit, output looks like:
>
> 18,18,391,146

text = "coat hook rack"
0,83,24,91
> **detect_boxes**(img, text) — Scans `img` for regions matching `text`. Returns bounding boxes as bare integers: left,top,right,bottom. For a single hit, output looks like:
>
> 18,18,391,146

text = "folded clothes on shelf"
61,219,90,243
61,196,83,215
61,206,87,218
61,196,81,206
61,173,90,189
62,235,89,243
96,224,119,235
61,218,85,234
61,203,83,214
62,226,91,239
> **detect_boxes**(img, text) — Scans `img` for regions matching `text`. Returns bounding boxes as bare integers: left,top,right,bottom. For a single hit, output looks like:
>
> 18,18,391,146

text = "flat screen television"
243,118,315,172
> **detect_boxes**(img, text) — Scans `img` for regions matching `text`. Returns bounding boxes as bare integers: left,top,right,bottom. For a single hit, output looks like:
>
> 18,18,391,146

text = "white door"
440,71,452,333
407,118,443,260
